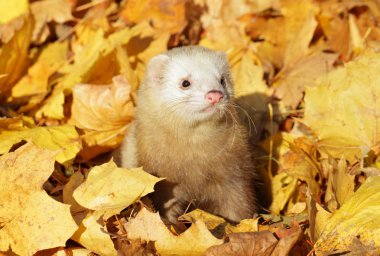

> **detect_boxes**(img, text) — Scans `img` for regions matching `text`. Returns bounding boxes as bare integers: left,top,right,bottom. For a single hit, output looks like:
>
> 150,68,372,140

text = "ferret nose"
206,90,224,104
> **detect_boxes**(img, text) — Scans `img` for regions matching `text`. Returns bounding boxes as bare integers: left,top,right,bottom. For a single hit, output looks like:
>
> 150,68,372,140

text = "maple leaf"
0,13,33,101
119,0,187,34
12,41,69,99
124,207,223,255
70,75,134,160
30,0,74,44
315,176,380,255
70,161,162,254
303,49,380,163
0,125,81,164
0,143,77,255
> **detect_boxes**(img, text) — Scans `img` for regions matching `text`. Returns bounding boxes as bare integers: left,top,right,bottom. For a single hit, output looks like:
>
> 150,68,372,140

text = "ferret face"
146,47,234,124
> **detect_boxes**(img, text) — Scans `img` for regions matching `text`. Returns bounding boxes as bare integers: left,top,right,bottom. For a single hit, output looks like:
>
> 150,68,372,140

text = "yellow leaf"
70,75,134,161
63,171,86,216
225,218,259,234
0,14,33,100
55,248,93,256
120,0,187,34
36,24,145,119
315,176,380,255
270,172,298,214
73,161,162,218
12,41,69,98
35,90,65,119
30,0,73,44
0,125,81,164
229,47,269,137
180,209,226,230
200,0,253,50
0,0,28,24
125,207,223,255
0,116,24,130
0,143,78,255
303,49,380,162
71,211,117,256
273,52,337,109
70,75,134,132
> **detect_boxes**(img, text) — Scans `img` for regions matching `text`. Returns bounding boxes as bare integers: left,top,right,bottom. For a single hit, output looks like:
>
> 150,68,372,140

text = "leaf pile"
1,0,380,255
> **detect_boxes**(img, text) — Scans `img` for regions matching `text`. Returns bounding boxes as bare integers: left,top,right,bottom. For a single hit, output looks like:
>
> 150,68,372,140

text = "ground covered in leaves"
1,0,380,255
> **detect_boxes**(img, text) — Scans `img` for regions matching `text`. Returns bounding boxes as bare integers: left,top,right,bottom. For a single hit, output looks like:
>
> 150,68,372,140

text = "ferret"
115,46,257,223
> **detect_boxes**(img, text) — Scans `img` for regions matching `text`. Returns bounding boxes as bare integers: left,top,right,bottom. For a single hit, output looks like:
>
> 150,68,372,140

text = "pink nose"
206,90,224,104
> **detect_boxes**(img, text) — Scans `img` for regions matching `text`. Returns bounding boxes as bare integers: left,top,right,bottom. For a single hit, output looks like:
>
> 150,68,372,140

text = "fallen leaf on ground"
0,125,81,164
70,75,134,160
30,0,74,44
315,176,380,255
303,49,380,163
0,142,77,255
73,161,162,218
124,207,223,255
204,231,277,256
71,211,117,256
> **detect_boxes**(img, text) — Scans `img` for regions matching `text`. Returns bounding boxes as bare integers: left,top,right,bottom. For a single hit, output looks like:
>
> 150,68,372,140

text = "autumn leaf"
70,75,134,160
0,142,77,255
36,23,145,119
125,207,223,255
1,0,380,255
119,0,187,34
73,161,161,218
71,211,117,256
314,176,380,255
272,52,337,109
0,0,28,24
303,49,380,163
0,11,33,101
0,125,81,164
30,0,74,44
12,41,69,98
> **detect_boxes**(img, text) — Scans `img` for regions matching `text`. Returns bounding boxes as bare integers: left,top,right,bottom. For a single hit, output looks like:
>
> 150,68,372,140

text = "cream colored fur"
118,46,256,223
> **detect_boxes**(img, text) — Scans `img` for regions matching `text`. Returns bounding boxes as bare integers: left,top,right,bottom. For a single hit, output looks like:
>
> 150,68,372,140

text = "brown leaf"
204,231,278,256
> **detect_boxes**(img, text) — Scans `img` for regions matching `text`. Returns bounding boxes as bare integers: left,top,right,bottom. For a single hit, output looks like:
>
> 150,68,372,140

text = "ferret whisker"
225,108,238,151
229,102,257,136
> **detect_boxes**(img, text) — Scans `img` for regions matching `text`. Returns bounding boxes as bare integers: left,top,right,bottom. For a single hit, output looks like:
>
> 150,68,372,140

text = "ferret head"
143,46,234,124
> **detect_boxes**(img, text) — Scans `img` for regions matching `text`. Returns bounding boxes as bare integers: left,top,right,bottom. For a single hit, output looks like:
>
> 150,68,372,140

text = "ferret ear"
146,54,170,83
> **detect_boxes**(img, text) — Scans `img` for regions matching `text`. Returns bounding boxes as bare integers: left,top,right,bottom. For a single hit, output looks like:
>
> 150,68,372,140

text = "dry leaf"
0,125,81,164
273,52,337,109
125,207,223,255
0,13,33,101
303,49,380,162
204,231,278,256
180,209,226,230
73,161,162,218
270,172,298,214
0,143,78,255
70,75,134,160
30,0,74,44
36,23,145,119
120,0,187,34
315,176,380,255
0,0,28,24
12,41,69,98
225,218,259,234
71,211,117,256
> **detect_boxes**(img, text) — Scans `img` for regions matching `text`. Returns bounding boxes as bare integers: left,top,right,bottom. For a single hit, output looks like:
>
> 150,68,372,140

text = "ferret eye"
181,80,191,88
220,77,226,87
